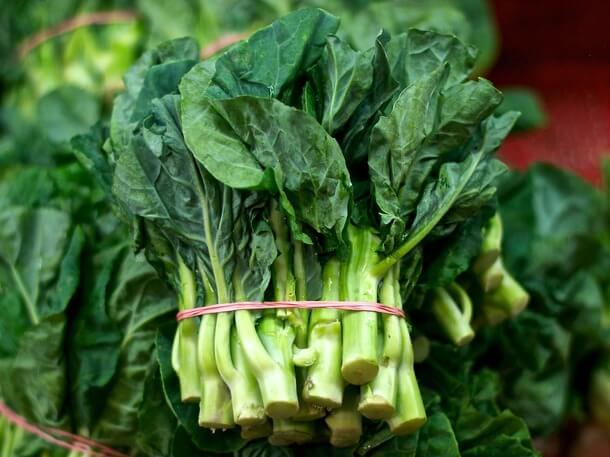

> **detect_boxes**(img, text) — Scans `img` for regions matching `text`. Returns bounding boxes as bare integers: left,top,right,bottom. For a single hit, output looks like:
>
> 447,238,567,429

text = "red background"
489,0,610,184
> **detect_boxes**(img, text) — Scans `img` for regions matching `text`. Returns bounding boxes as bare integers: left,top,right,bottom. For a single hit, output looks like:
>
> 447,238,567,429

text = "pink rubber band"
0,401,129,457
177,300,406,321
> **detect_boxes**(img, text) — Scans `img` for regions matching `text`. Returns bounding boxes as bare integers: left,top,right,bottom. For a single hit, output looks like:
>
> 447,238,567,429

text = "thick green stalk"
172,256,200,402
269,419,316,446
473,213,502,274
198,314,234,428
292,241,324,421
1,420,14,457
303,258,344,408
341,225,381,385
478,257,504,292
387,319,426,435
252,314,299,418
482,266,529,324
325,387,363,447
413,335,431,363
241,421,272,440
214,311,265,425
359,264,402,419
220,247,298,419
197,271,233,428
234,308,298,418
431,282,474,346
293,241,310,344
236,204,299,419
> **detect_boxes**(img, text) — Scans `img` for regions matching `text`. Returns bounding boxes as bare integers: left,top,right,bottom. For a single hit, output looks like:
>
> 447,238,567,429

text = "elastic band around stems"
176,301,406,321
18,10,139,59
0,401,128,457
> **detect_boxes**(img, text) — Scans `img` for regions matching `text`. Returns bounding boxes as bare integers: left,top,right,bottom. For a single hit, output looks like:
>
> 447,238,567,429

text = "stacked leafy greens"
66,6,539,451
0,128,176,455
462,163,610,439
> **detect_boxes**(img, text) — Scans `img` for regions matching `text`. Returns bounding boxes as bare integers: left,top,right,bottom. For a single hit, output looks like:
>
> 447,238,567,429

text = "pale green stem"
483,264,529,324
359,264,402,420
431,282,474,346
214,272,265,425
303,258,344,409
1,420,14,457
341,226,381,385
292,241,322,420
172,256,200,402
236,203,299,419
473,213,503,274
386,319,426,435
197,268,234,428
269,419,315,446
241,421,272,440
478,257,504,292
325,386,363,447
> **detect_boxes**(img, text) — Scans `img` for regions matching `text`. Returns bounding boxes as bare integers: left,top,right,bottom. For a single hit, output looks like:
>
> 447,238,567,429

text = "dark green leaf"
71,243,175,447
313,36,373,133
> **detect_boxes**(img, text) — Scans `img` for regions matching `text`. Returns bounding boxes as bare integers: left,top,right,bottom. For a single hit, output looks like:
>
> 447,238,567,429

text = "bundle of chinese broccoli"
78,8,524,447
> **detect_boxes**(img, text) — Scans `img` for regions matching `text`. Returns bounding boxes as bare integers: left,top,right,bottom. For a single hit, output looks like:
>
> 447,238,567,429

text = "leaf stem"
372,150,485,278
10,265,39,325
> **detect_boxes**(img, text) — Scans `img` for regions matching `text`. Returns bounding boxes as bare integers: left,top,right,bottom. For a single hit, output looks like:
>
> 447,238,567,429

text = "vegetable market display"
1,4,609,457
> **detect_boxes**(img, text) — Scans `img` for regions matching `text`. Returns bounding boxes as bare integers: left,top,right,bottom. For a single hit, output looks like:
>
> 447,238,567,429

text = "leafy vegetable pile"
68,6,538,450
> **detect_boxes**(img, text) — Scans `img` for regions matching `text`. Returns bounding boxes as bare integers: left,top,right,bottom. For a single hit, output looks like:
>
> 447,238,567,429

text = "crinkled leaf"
369,66,447,249
0,214,83,426
385,29,477,90
186,96,351,244
338,31,398,166
135,366,177,457
313,36,373,133
370,75,503,252
71,243,175,447
186,8,339,101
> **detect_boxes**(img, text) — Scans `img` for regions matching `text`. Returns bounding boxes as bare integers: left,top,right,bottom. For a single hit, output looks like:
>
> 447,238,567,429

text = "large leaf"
70,242,175,447
110,37,200,160
185,95,351,244
180,8,339,102
374,112,517,274
337,31,399,166
415,343,538,457
369,66,447,250
384,29,477,90
135,365,177,457
369,72,502,252
112,93,246,300
312,36,373,134
0,208,83,426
